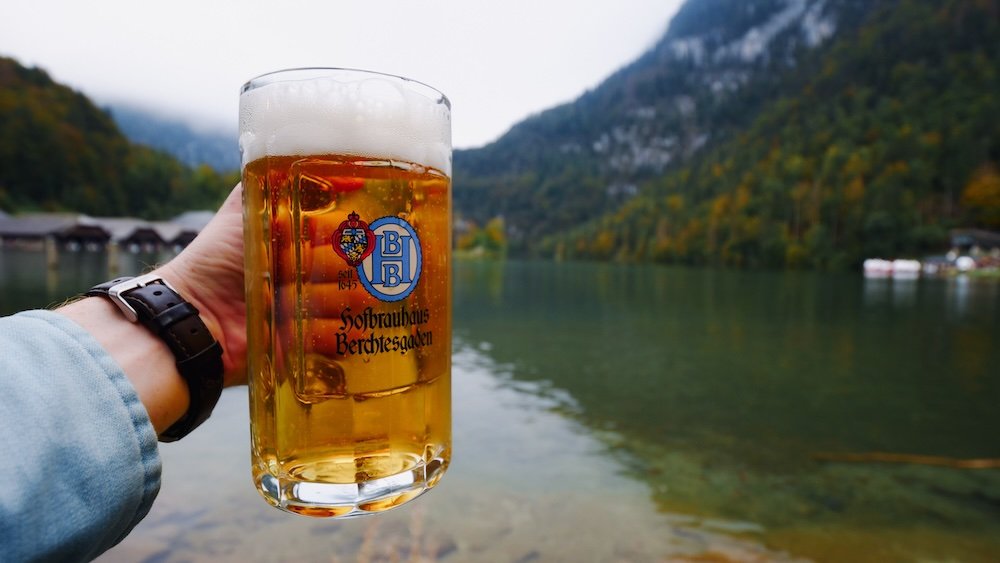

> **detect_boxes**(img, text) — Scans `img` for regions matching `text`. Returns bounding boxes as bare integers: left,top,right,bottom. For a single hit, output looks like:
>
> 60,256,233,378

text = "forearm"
56,264,226,436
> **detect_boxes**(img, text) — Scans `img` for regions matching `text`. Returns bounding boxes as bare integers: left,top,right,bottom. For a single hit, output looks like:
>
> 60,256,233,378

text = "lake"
2,248,999,562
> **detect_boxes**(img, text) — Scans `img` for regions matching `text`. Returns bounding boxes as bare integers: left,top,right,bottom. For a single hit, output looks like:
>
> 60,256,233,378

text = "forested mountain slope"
454,0,1000,268
0,57,234,218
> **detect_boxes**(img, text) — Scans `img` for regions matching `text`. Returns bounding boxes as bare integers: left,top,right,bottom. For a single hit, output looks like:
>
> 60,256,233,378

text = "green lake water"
2,249,998,562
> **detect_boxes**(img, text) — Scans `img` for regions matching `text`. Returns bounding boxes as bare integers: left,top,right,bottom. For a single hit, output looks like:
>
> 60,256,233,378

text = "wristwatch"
86,273,224,442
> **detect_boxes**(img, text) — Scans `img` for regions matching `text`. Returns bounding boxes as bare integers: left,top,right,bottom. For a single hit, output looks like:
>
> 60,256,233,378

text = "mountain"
0,56,236,218
453,0,1000,268
108,105,240,172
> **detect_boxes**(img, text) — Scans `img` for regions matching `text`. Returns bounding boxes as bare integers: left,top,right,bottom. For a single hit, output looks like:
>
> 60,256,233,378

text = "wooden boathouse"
0,212,212,252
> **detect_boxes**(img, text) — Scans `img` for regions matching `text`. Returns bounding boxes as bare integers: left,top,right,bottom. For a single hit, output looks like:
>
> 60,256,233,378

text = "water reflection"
455,261,1000,562
100,338,791,562
862,274,922,308
4,253,998,561
0,247,176,315
863,273,1000,319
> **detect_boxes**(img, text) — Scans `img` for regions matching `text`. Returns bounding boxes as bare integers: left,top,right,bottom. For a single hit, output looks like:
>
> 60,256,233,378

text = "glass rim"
240,67,450,110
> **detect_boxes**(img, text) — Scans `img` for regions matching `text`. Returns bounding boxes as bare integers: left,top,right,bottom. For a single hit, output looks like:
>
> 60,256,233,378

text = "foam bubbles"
239,69,452,176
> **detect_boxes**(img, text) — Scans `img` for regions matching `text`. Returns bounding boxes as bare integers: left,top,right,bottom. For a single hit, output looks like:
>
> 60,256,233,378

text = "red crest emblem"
332,211,376,267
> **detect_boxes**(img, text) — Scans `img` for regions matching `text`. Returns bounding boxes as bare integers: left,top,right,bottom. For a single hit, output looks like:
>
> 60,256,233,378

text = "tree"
961,164,1000,228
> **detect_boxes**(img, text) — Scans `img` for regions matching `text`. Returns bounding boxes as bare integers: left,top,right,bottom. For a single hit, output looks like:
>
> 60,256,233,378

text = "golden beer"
239,69,451,517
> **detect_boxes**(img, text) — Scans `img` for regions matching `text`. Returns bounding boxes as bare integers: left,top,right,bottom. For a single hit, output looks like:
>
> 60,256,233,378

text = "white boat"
863,258,922,278
863,258,893,277
891,259,921,279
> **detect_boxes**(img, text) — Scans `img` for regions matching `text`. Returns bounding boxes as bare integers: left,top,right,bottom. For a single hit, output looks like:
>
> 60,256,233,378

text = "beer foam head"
239,68,452,176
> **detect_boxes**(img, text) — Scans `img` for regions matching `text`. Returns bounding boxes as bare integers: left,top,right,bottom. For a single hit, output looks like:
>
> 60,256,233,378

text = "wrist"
154,263,223,349
81,274,225,441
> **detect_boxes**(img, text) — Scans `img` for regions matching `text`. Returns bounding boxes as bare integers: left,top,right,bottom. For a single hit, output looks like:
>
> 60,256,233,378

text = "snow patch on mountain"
670,36,707,65
801,0,836,46
668,1,836,69
594,1,840,175
716,0,809,63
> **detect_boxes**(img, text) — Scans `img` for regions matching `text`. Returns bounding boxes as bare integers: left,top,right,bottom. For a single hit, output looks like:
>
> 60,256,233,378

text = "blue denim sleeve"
0,310,161,562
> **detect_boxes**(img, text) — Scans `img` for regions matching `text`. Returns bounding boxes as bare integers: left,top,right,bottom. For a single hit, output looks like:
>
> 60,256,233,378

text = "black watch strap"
86,274,224,442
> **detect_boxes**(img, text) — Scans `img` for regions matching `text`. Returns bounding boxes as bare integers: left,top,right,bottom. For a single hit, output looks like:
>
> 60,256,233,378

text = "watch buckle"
107,273,177,323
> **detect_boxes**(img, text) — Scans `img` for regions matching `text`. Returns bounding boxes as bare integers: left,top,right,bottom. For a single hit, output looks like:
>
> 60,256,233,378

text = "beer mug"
239,68,451,517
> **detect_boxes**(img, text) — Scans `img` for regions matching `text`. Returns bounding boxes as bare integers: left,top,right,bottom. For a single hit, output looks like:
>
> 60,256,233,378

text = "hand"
156,184,247,387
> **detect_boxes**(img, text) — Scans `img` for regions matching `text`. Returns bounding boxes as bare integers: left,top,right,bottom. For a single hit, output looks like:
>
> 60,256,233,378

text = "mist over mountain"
0,57,236,218
107,105,239,172
454,0,1000,268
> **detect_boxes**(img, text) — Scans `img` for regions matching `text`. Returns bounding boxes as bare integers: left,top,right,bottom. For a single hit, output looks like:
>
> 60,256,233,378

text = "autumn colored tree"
961,165,1000,228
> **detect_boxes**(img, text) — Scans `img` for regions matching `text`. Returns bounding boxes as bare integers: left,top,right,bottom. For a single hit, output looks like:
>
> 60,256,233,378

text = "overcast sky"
0,0,683,149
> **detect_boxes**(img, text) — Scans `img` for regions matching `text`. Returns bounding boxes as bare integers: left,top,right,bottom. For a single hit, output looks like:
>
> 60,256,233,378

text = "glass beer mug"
239,68,451,517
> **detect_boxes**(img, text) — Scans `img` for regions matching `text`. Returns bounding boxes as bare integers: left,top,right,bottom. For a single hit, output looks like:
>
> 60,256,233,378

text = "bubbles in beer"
296,353,347,403
296,173,337,214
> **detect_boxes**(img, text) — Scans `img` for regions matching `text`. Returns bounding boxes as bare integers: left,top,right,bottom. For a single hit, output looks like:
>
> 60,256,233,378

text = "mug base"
254,453,449,518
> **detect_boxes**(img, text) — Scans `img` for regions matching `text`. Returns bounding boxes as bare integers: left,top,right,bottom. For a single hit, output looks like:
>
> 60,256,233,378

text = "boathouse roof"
0,211,213,246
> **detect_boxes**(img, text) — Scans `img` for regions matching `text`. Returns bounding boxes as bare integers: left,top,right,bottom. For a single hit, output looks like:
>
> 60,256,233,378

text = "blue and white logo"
357,216,422,302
